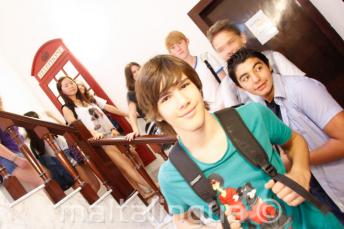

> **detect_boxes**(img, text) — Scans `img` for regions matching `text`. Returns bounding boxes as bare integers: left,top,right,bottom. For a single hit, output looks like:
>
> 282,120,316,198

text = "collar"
193,56,198,69
272,73,287,101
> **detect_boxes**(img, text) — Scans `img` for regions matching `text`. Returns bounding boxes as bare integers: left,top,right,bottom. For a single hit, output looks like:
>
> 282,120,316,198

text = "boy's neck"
263,85,275,103
184,55,196,68
178,112,227,162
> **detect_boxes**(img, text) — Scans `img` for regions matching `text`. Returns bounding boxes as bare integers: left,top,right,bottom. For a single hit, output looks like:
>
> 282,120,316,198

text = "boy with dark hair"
227,48,344,224
135,54,342,228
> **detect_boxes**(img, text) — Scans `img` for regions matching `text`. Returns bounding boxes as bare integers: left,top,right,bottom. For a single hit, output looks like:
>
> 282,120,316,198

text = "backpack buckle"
262,164,277,177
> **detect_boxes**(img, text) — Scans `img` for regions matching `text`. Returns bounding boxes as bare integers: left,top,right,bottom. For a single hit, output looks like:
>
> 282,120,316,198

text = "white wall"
0,0,343,116
0,0,211,116
0,55,43,114
309,0,344,39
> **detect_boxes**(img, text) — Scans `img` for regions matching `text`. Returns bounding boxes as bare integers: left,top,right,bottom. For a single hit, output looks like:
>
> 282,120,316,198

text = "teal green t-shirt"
158,103,342,228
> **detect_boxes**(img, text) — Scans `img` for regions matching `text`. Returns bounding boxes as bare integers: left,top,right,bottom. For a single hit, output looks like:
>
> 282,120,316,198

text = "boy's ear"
241,34,247,45
155,113,164,122
156,116,163,122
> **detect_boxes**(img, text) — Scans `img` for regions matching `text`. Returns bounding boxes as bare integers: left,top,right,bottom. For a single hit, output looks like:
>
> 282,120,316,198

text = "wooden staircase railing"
89,135,177,210
0,110,177,212
0,111,133,204
0,164,27,200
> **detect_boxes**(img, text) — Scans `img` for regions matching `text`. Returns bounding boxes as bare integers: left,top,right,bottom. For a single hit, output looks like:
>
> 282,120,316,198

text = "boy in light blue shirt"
227,48,344,224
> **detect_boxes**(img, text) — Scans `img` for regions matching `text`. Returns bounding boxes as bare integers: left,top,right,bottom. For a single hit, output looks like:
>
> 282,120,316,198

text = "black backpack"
169,107,329,229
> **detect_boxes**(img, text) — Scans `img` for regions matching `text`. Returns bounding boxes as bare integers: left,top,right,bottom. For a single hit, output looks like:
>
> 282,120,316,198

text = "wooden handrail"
35,126,99,204
0,111,76,135
89,135,177,146
89,134,176,211
0,110,173,210
0,117,66,203
0,111,134,204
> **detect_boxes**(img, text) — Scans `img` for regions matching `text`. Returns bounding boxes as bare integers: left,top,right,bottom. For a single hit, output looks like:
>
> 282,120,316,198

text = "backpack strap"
203,60,222,84
215,107,330,213
169,143,230,229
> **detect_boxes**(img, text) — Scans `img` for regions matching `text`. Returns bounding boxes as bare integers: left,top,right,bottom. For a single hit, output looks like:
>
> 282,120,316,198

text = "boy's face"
211,30,246,61
234,57,274,100
168,39,190,60
157,74,206,135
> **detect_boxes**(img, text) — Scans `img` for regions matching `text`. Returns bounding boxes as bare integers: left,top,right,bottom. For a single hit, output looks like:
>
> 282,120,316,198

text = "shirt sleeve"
271,51,305,76
292,77,343,129
158,163,190,215
127,91,137,104
254,103,292,145
217,76,240,108
94,96,107,109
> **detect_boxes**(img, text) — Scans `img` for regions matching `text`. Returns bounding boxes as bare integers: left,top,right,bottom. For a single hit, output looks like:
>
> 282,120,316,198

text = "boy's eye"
255,64,264,72
180,82,190,89
160,95,171,103
240,75,249,82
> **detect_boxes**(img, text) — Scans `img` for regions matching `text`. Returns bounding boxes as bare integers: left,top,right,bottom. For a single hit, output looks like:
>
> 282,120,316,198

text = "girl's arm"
61,106,77,125
0,144,30,169
103,104,128,117
0,143,17,161
45,110,65,125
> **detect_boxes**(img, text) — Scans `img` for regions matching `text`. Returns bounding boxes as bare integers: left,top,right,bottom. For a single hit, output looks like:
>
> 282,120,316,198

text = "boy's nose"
252,74,261,83
175,91,189,109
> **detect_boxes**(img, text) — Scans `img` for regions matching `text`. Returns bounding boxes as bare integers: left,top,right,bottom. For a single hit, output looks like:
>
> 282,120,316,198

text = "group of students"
0,74,155,198
0,18,343,228
143,19,343,228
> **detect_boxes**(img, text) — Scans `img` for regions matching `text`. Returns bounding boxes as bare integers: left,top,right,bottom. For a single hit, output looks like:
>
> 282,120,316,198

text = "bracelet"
10,154,18,162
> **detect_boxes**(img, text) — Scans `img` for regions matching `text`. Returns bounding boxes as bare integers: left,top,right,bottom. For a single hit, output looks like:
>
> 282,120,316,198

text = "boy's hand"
265,168,311,207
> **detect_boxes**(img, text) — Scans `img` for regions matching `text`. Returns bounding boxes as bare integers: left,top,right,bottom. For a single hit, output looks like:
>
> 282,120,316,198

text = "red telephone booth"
31,39,155,165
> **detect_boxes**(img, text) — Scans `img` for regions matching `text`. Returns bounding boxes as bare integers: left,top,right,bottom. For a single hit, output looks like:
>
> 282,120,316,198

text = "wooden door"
189,0,344,106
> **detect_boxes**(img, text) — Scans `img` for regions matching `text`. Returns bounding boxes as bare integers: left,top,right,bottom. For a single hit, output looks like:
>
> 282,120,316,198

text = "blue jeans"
0,152,23,174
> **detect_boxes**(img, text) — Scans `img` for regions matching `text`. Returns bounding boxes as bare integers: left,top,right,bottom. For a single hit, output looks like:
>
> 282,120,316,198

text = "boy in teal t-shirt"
135,55,342,228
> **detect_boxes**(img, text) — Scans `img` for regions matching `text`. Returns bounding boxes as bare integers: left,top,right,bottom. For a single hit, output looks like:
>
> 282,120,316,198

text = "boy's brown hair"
206,19,241,44
165,31,188,50
135,55,203,135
